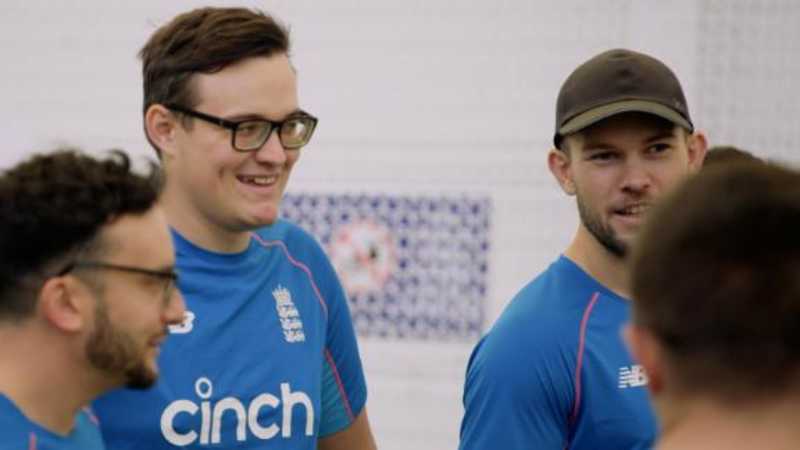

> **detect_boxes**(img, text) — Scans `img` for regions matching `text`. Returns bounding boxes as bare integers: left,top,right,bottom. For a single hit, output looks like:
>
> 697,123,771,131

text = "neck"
160,186,251,253
563,223,630,298
0,324,108,436
657,394,800,450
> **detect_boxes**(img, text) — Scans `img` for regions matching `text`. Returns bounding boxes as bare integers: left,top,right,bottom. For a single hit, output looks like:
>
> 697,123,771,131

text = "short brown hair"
631,162,800,399
139,7,290,154
703,145,762,168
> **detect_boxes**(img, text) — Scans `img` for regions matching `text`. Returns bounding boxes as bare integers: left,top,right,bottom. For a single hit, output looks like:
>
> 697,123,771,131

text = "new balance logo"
273,286,305,343
618,364,648,389
169,310,195,334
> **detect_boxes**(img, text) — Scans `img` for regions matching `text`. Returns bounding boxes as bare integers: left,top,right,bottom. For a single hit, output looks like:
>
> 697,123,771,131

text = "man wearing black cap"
459,49,707,450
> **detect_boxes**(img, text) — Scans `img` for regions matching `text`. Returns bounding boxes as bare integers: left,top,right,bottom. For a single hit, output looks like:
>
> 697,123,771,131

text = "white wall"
2,1,799,449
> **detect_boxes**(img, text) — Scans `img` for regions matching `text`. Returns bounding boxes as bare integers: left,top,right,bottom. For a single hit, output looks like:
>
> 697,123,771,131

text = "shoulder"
492,258,598,342
468,259,599,389
253,219,331,266
254,218,321,249
0,397,28,442
75,408,105,447
254,219,348,312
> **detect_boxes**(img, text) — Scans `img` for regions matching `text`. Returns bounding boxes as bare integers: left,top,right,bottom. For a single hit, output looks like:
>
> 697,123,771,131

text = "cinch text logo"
160,377,314,446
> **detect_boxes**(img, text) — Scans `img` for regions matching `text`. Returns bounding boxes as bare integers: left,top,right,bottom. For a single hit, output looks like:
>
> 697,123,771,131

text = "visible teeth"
241,175,276,186
621,205,647,215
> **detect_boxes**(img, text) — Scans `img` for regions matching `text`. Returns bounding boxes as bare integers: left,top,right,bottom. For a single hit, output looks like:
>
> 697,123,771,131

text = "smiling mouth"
237,175,278,186
614,204,650,217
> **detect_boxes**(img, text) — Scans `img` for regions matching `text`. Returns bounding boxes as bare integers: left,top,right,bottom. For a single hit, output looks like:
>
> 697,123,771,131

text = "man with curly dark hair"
0,149,186,449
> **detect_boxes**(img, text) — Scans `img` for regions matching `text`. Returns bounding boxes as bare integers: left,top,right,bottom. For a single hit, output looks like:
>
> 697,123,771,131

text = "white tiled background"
2,1,799,449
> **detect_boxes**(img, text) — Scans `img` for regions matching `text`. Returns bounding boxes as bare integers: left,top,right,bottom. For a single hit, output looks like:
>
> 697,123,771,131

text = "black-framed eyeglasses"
167,104,318,152
58,261,179,307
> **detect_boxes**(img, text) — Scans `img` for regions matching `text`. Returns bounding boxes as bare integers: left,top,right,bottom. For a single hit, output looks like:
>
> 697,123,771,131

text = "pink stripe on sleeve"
569,292,599,425
82,406,100,426
251,233,329,318
324,348,355,421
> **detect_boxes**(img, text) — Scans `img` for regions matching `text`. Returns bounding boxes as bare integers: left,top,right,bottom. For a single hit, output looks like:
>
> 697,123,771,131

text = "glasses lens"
280,117,316,149
234,121,273,151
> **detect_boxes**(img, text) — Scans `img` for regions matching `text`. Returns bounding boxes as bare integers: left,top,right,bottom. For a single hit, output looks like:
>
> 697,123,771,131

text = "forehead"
100,207,174,266
566,112,681,150
190,54,298,118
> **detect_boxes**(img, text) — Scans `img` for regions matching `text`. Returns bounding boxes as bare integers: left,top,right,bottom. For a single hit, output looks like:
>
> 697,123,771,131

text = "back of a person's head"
631,161,800,400
0,149,161,320
139,7,290,114
703,145,762,168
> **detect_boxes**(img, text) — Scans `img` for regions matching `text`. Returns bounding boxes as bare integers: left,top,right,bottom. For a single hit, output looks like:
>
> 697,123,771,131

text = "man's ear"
145,104,180,159
686,130,708,172
38,276,89,333
548,148,576,196
623,324,665,395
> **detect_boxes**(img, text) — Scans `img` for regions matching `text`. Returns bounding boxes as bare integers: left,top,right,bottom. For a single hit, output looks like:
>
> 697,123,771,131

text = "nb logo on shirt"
160,377,314,446
618,364,648,389
168,310,195,334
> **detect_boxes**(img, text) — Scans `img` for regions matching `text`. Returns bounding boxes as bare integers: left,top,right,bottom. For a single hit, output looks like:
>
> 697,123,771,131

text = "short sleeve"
313,245,368,437
459,321,575,450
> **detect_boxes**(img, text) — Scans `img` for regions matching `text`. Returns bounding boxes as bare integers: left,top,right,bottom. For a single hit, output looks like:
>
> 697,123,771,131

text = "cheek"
578,190,604,216
654,163,691,190
285,151,300,169
203,151,250,181
575,172,611,200
279,153,300,182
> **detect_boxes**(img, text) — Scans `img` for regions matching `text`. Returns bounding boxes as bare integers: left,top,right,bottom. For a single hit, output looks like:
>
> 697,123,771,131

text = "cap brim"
558,99,694,137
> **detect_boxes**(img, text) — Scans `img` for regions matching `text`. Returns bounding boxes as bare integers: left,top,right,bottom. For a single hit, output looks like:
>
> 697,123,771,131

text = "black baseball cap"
554,48,694,149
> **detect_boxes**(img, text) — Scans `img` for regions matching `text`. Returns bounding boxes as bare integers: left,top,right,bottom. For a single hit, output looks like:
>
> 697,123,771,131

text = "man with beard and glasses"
459,49,707,450
0,149,185,449
92,7,376,450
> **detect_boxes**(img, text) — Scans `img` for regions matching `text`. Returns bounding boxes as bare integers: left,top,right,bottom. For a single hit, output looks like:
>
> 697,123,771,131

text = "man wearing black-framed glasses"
93,7,376,450
58,261,179,309
165,104,318,152
0,149,186,449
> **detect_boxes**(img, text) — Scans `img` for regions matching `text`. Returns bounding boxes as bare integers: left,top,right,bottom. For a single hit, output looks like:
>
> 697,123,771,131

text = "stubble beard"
85,300,158,390
576,194,628,258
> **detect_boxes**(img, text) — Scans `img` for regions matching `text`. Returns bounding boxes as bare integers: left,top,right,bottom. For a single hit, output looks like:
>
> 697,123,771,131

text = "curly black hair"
0,148,162,319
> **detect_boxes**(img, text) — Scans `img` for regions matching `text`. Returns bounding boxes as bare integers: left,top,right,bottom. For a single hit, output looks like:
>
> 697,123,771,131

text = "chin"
125,364,159,390
246,208,281,228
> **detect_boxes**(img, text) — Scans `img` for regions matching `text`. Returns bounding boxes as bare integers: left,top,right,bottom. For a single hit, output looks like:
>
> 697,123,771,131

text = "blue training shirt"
0,394,105,450
459,256,656,450
93,220,368,449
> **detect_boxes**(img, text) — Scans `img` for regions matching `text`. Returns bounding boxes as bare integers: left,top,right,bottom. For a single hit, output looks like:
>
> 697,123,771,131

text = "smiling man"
92,7,376,450
0,149,185,449
459,49,707,449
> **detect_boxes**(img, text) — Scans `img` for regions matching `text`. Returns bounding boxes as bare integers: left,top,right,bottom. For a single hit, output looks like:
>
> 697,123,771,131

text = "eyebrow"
581,130,679,151
226,108,307,122
643,130,679,143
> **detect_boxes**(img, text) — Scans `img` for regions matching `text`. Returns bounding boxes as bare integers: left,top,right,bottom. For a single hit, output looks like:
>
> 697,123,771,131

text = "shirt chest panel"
154,258,327,448
571,300,656,449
